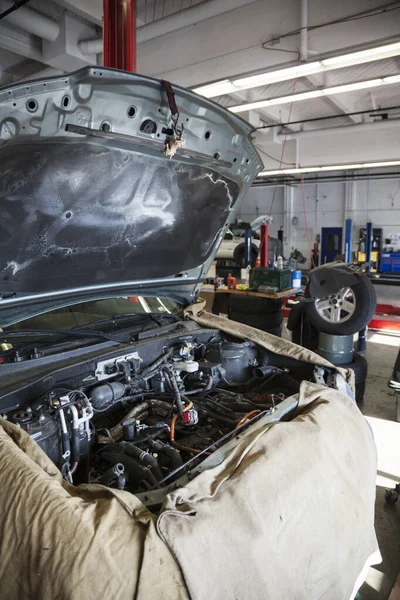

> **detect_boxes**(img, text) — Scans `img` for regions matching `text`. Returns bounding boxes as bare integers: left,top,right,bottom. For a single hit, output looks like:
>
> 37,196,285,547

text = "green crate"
250,267,292,291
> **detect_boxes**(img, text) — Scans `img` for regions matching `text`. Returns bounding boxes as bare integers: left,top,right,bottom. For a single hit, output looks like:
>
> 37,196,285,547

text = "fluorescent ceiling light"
321,79,382,95
383,74,400,84
229,76,399,113
257,161,400,177
193,41,400,98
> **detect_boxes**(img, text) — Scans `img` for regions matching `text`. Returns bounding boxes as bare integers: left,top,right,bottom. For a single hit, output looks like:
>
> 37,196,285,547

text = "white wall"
238,178,400,268
238,185,285,238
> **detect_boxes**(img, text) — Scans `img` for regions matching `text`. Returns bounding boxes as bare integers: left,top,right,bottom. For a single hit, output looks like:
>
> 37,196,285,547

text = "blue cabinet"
381,252,400,273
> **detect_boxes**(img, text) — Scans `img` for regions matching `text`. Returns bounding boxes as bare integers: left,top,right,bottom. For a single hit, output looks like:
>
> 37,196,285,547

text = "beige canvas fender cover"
0,301,379,599
0,419,189,600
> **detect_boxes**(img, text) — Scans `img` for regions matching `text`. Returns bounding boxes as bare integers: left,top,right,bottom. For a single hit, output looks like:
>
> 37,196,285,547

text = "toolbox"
250,267,292,291
381,252,400,273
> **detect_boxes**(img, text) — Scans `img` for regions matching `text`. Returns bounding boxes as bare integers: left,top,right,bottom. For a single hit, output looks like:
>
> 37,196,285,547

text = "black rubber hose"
61,431,71,460
123,392,156,403
184,375,214,396
204,397,237,417
221,376,258,389
109,399,175,442
217,399,264,412
150,440,183,470
163,367,184,416
204,410,237,425
162,368,173,393
141,348,174,378
253,365,276,379
100,449,158,487
120,443,163,481
71,428,80,463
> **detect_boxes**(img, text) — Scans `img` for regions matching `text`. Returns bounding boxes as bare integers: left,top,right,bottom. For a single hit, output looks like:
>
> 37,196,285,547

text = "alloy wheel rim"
314,287,356,324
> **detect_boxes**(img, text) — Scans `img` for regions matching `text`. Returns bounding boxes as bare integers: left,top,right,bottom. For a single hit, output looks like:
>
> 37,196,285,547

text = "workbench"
213,287,297,299
200,286,298,314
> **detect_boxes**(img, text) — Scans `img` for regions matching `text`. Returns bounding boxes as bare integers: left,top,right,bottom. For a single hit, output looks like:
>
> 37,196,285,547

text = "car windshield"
3,296,181,332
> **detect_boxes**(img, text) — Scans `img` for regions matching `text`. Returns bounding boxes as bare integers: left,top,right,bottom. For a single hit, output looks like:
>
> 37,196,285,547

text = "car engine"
2,332,304,507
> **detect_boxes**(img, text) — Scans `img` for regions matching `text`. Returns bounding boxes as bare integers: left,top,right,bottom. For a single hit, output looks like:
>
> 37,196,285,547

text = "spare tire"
228,294,282,315
305,275,376,335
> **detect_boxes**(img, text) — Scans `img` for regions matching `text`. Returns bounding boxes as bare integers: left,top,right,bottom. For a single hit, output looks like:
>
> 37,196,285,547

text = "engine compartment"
1,327,309,508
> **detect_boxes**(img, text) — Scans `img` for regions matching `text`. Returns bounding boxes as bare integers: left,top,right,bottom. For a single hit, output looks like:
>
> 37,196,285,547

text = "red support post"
103,0,136,72
260,224,269,267
124,0,136,72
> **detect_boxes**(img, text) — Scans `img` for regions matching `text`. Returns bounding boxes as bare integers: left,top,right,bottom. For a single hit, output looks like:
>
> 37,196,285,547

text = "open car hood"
0,67,262,326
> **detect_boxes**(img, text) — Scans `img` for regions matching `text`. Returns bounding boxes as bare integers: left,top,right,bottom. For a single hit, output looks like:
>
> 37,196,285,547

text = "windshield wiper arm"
70,312,180,330
0,328,119,342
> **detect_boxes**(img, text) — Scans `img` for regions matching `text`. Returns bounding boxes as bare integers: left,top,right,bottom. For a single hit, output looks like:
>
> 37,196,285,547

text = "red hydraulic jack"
103,0,136,72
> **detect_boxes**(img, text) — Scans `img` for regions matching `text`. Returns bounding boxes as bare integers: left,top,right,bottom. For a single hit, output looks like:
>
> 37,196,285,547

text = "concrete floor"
373,284,400,307
359,333,400,600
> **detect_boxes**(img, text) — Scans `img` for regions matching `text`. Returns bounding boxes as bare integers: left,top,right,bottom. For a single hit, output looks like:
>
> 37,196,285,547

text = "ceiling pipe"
137,0,259,43
254,171,400,185
276,118,400,140
300,0,308,62
79,0,259,54
0,0,59,41
79,38,103,55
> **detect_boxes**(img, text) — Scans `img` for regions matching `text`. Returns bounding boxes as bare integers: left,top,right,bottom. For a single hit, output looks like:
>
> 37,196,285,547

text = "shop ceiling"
0,0,399,179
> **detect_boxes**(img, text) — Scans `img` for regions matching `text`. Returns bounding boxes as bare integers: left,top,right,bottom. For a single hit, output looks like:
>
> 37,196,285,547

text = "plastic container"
249,267,291,290
227,273,237,290
291,270,302,290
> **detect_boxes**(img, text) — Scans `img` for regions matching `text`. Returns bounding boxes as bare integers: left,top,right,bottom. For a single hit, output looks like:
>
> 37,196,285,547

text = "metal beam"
139,0,400,87
52,0,103,26
304,73,362,123
229,89,302,132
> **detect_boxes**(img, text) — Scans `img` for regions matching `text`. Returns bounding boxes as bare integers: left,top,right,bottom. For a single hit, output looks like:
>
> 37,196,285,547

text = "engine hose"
203,397,237,416
100,463,124,487
184,375,213,396
163,367,184,416
204,410,237,425
141,347,174,378
100,449,158,488
59,408,71,462
122,392,156,403
120,442,163,481
162,368,173,392
108,399,174,442
221,376,258,389
217,399,269,412
149,440,183,470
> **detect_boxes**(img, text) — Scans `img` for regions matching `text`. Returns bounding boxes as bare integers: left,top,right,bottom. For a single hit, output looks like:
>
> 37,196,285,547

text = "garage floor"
359,332,400,600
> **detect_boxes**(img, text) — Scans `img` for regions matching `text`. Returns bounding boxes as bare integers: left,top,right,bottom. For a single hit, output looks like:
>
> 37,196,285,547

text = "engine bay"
1,327,310,509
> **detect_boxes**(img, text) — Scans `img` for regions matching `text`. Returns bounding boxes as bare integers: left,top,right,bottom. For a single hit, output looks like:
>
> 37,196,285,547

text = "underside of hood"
0,67,262,325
